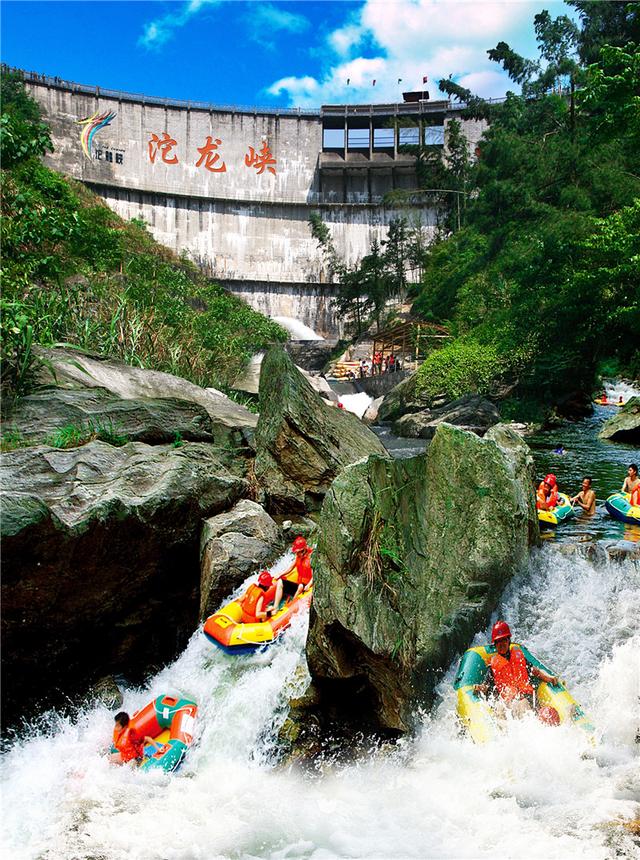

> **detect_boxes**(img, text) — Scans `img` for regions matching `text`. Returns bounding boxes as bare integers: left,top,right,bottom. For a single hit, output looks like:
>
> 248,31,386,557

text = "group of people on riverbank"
536,464,639,513
357,352,402,378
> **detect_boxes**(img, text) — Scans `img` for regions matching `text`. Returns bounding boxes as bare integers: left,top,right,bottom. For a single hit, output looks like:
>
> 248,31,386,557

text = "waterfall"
2,546,638,860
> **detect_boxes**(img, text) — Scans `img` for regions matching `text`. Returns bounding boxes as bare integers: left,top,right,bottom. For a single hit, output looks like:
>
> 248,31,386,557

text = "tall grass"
1,73,288,403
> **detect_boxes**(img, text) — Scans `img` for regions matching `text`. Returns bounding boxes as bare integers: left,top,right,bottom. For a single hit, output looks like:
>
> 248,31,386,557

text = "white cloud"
247,3,309,50
139,0,220,50
329,23,364,57
458,70,513,99
268,76,319,98
268,0,544,107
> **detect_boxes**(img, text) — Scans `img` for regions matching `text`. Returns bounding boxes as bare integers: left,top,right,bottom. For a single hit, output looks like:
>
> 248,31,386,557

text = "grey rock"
199,499,283,618
35,346,257,433
89,676,124,709
4,387,220,446
363,396,384,425
306,423,538,734
254,347,388,512
599,396,640,443
1,440,247,724
377,372,429,422
393,395,501,439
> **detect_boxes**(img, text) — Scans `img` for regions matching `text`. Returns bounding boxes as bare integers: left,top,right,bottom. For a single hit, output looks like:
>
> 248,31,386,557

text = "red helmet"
537,706,561,726
258,571,273,588
491,620,512,643
545,473,557,488
291,536,308,553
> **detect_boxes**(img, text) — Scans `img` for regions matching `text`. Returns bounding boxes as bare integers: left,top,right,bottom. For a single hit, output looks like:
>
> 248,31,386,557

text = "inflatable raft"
203,586,313,653
538,492,575,529
453,644,595,744
112,694,197,771
605,492,640,526
594,398,625,406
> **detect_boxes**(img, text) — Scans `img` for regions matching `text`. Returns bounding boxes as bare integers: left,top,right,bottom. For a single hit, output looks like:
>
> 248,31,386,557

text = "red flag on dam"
423,75,428,83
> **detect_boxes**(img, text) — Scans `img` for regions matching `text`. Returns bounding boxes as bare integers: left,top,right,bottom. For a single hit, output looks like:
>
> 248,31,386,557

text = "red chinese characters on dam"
148,132,179,165
146,133,277,175
196,137,227,173
244,142,277,175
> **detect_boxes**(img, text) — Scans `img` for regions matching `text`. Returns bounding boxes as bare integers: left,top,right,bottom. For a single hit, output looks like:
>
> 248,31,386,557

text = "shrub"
414,339,503,401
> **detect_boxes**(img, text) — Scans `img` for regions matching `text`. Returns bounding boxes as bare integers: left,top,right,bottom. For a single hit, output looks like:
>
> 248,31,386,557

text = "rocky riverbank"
2,345,541,734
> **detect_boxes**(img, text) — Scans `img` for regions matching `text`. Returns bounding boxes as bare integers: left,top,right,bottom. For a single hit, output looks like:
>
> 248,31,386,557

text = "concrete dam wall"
24,74,484,336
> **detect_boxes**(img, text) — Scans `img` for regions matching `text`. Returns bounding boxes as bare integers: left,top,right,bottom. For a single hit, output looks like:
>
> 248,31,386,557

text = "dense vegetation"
0,71,287,404
313,2,640,418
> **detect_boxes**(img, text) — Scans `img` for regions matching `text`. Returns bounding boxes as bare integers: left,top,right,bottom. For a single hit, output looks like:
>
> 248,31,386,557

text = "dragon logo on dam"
77,110,117,158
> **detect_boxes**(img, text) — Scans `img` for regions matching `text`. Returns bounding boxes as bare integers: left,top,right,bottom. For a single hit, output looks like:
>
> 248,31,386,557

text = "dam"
23,71,487,336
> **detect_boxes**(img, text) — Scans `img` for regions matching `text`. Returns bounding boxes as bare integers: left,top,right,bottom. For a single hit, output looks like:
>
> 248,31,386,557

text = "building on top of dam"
20,70,488,337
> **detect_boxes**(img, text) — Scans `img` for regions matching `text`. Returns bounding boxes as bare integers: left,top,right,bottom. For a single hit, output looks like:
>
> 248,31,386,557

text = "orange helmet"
258,571,273,588
545,474,557,488
291,536,308,553
491,620,512,643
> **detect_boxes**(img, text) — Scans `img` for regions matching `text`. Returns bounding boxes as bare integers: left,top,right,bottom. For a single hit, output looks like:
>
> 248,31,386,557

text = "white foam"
2,548,639,859
339,392,373,419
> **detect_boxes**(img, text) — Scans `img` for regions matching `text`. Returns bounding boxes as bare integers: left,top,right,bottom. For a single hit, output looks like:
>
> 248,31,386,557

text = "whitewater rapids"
1,547,639,860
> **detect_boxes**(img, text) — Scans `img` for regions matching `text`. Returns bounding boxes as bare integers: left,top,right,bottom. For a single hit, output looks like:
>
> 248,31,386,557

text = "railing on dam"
9,67,319,117
9,65,505,119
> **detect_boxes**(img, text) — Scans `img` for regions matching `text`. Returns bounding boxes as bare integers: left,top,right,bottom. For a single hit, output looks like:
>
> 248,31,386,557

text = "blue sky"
2,1,576,108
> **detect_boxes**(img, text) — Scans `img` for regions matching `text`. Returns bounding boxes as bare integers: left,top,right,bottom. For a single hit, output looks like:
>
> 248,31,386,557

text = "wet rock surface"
599,396,640,443
306,423,539,734
392,394,501,439
199,499,283,619
254,347,388,512
1,440,247,726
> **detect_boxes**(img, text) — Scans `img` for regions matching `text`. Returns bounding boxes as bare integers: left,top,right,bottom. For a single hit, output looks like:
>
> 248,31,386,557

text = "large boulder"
232,351,338,401
1,440,247,726
393,395,501,440
4,387,220,445
199,499,283,619
599,396,640,443
254,347,388,512
376,372,428,422
35,346,257,437
306,423,538,734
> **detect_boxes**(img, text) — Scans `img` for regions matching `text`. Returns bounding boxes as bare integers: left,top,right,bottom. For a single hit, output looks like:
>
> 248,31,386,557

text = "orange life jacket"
537,481,558,509
241,583,276,623
296,548,313,585
113,725,144,762
285,547,314,586
489,645,533,703
630,485,640,507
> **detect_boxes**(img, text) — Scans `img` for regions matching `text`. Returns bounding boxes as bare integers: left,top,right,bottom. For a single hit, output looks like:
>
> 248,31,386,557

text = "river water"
2,390,639,859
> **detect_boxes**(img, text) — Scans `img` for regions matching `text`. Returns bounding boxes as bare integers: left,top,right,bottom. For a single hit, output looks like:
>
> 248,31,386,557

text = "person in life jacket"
536,473,559,511
273,536,314,608
473,621,558,719
109,711,162,765
240,571,278,624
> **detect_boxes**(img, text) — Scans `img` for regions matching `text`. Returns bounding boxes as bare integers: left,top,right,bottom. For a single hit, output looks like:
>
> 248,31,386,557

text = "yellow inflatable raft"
453,643,595,744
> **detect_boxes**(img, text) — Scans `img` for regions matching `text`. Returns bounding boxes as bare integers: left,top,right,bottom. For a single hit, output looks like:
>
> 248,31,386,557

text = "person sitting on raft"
600,391,608,404
536,473,559,511
622,464,640,505
109,711,163,766
240,571,278,623
571,477,596,515
273,536,314,608
473,621,559,719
